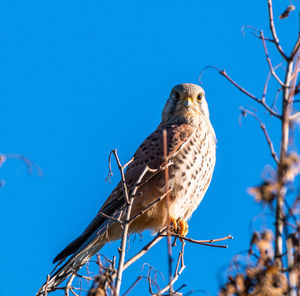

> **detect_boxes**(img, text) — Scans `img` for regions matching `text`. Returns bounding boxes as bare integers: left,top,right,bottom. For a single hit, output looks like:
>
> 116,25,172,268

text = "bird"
37,83,216,295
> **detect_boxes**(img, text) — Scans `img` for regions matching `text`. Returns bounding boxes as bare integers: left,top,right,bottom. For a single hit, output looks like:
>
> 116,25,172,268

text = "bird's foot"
170,217,189,237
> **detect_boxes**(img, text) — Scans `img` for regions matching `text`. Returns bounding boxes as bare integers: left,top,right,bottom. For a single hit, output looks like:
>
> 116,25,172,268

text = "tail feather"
52,233,89,263
36,223,110,296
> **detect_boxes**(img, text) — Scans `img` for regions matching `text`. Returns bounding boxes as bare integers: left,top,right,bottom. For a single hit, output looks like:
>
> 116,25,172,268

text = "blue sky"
0,0,298,295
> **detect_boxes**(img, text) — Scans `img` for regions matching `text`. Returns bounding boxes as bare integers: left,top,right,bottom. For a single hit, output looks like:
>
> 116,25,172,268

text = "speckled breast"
168,120,216,220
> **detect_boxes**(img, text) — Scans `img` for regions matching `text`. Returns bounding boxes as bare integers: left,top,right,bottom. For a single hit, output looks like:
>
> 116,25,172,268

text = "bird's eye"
174,91,180,100
197,93,203,102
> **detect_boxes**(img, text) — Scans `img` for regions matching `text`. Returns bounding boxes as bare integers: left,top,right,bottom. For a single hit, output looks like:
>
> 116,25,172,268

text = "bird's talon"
169,218,189,237
170,217,178,232
178,220,189,236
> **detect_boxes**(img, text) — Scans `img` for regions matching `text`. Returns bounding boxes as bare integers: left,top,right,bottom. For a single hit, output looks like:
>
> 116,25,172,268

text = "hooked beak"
182,97,194,110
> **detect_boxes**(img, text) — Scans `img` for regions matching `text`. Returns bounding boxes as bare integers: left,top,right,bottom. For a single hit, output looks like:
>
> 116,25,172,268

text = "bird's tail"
36,229,108,296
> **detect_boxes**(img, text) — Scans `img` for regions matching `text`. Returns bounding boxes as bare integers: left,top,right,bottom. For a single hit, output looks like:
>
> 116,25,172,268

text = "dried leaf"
279,5,296,19
235,274,245,292
248,180,277,204
283,153,300,182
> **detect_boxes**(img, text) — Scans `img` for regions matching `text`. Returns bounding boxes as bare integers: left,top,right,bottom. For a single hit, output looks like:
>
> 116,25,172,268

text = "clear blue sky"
0,0,297,295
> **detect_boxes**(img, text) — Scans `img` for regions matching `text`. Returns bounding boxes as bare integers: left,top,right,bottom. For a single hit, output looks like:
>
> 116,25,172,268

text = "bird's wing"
53,123,194,263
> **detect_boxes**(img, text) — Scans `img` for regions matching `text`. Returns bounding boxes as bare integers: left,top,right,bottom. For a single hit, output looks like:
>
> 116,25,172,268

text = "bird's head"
161,83,209,125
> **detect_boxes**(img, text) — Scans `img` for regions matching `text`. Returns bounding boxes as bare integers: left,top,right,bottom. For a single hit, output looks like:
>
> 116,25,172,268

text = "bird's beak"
182,97,194,110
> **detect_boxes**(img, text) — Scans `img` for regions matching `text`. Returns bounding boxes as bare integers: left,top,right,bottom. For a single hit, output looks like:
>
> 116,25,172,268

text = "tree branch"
260,30,285,87
115,165,151,295
239,107,280,164
267,0,288,61
199,66,281,119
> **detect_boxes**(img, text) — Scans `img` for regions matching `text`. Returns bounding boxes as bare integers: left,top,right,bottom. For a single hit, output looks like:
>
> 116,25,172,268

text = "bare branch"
99,212,123,227
111,149,131,205
64,274,76,296
262,63,283,104
262,71,272,103
122,275,143,296
162,129,173,295
260,30,285,87
123,229,166,271
115,165,150,295
4,153,43,176
241,25,275,43
271,87,283,111
267,0,288,60
290,111,300,120
129,190,170,224
239,107,280,164
290,34,300,61
199,66,281,119
44,275,50,296
153,265,185,296
162,233,233,249
174,242,185,277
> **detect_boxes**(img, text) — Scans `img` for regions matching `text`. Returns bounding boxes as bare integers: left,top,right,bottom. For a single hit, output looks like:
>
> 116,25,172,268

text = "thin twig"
240,107,280,164
129,190,171,224
161,233,232,249
74,273,92,281
290,111,300,120
44,275,50,296
260,30,285,87
100,212,123,226
262,71,272,103
112,149,131,205
174,241,185,277
122,275,143,296
115,164,150,295
267,0,288,60
123,229,166,270
199,66,281,119
148,268,154,295
106,150,114,183
70,289,79,296
262,63,283,104
290,34,300,61
272,87,283,111
65,274,76,296
163,129,173,295
4,153,43,176
288,55,300,103
153,265,186,296
241,25,275,43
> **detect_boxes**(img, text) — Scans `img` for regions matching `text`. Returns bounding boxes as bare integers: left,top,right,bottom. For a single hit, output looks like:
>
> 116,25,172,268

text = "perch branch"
161,233,233,249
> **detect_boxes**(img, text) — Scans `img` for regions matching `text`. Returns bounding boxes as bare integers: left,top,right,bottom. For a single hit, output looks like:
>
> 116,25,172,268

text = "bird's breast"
167,126,216,220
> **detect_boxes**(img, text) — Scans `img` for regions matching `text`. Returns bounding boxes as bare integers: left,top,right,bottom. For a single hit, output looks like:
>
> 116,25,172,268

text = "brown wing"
53,123,194,263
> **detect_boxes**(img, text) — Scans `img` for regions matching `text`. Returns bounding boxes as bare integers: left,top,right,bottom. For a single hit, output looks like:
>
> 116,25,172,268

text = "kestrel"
37,83,216,295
